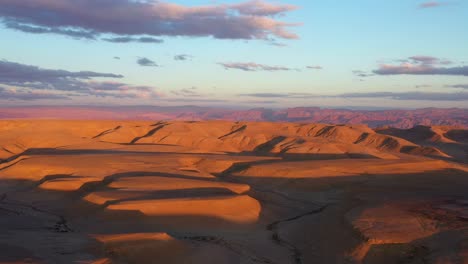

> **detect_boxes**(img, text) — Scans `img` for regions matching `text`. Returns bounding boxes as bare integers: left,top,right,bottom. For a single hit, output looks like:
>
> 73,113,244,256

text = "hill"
0,120,466,263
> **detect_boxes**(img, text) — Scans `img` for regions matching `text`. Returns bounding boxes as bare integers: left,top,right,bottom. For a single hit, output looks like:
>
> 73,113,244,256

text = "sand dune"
0,120,466,263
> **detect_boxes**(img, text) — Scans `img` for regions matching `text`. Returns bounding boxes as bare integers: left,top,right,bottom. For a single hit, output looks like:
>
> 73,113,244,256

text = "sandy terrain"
0,120,466,264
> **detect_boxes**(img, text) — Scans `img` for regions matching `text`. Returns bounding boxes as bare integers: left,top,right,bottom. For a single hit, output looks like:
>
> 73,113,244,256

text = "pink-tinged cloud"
219,62,292,71
419,1,446,8
409,56,452,65
374,64,468,76
373,56,467,76
0,0,300,41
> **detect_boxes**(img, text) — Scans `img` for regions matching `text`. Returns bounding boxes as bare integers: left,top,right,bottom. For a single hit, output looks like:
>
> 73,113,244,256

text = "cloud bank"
373,56,468,76
0,60,160,100
0,0,299,41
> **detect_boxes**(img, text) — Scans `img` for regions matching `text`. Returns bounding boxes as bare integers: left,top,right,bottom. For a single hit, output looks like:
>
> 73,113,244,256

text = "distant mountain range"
1,106,467,129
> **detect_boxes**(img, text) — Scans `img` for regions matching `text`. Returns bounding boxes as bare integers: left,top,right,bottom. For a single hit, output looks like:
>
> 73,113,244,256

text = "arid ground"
0,120,467,264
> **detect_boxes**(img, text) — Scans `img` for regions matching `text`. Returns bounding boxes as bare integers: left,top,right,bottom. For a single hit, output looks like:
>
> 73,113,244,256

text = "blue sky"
0,0,467,108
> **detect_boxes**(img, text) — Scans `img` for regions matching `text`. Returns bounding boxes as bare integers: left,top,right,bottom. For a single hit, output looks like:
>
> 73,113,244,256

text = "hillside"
0,120,466,264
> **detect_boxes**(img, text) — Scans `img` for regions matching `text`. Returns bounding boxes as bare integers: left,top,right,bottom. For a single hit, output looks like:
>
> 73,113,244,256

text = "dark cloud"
373,56,468,76
0,60,122,91
113,57,121,60
446,84,468,89
3,20,97,39
137,57,158,67
0,60,160,100
306,66,323,70
102,36,164,44
0,0,299,41
219,62,292,72
174,54,193,61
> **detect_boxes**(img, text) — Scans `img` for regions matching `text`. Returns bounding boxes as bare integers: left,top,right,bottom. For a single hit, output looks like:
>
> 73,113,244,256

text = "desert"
2,0,468,263
0,120,466,264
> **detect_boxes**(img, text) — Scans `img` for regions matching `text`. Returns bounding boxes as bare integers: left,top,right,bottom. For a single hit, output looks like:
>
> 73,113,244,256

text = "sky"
0,0,467,109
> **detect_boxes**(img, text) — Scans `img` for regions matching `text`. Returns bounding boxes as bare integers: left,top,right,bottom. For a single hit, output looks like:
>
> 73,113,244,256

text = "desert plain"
0,120,467,264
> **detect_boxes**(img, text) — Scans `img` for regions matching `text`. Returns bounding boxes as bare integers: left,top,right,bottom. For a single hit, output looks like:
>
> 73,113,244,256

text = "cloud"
373,56,468,76
102,37,164,44
166,98,228,103
306,66,323,70
340,92,468,101
231,0,298,16
0,60,122,91
446,84,468,89
374,64,468,76
174,54,193,61
267,40,288,47
419,1,447,8
171,87,201,97
0,60,160,100
219,62,292,72
409,56,452,65
137,57,158,67
239,91,468,101
3,20,97,39
352,70,374,77
240,93,289,97
0,0,299,41
84,81,162,99
239,92,317,98
246,100,278,104
0,86,70,100
415,84,432,88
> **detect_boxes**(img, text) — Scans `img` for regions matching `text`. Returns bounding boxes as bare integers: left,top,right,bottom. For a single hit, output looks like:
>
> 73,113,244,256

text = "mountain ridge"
1,106,467,129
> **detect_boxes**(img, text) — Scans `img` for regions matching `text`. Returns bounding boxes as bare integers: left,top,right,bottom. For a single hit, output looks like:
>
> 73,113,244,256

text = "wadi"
0,120,466,264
